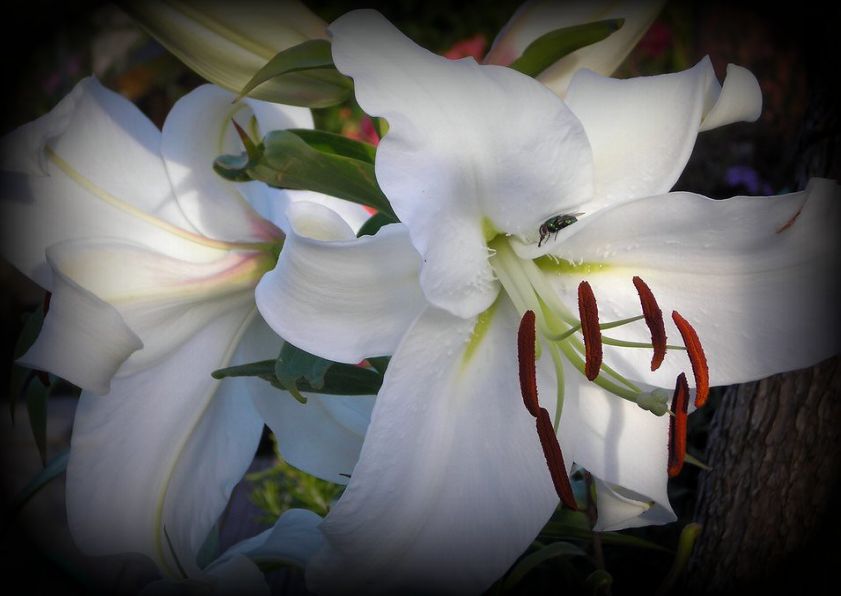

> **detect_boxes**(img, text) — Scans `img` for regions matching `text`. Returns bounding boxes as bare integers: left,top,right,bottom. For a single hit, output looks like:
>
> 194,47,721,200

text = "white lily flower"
485,0,666,97
0,78,373,579
254,10,841,594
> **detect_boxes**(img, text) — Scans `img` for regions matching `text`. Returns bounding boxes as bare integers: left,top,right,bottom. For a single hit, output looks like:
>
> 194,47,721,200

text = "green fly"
538,213,583,247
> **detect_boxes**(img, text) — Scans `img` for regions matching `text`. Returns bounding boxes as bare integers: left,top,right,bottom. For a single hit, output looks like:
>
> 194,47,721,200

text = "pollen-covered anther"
536,407,577,510
632,276,667,371
668,373,689,477
517,310,540,417
672,311,710,407
577,281,602,381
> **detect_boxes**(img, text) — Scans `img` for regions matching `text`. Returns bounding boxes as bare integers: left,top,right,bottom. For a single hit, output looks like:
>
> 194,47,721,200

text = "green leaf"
656,523,702,595
212,347,383,399
236,39,352,105
9,302,47,423
365,356,391,376
502,541,587,590
540,522,671,552
584,569,613,595
296,363,383,396
24,376,49,466
251,130,397,219
357,212,394,237
212,360,276,380
213,152,255,182
2,448,69,534
509,19,625,78
275,341,334,391
287,129,376,164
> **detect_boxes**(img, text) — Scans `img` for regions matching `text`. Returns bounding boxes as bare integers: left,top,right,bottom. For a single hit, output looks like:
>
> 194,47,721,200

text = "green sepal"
236,39,353,106
1,448,69,534
509,19,625,78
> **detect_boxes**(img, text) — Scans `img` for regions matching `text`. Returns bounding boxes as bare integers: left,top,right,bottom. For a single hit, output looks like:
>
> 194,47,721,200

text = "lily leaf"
357,212,394,237
287,129,376,164
2,448,69,533
252,130,396,219
9,301,47,423
236,39,353,105
509,19,625,78
275,341,334,393
212,360,276,380
212,348,383,399
540,522,671,552
502,541,587,590
24,376,50,466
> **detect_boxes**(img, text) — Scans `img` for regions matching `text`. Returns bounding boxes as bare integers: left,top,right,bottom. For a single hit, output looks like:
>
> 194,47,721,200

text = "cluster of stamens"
516,275,710,507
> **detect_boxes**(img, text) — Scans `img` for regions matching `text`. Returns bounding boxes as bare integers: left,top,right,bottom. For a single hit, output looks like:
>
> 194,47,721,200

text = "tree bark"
686,359,841,594
687,5,841,594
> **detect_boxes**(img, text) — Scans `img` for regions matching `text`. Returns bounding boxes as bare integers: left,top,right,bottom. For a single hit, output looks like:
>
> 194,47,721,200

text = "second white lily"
0,78,372,581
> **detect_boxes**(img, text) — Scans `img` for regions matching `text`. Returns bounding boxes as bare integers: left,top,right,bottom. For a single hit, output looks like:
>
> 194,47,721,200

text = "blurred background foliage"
0,1,827,594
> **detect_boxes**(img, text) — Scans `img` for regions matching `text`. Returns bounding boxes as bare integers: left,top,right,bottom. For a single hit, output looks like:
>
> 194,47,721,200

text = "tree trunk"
686,359,841,594
687,5,841,594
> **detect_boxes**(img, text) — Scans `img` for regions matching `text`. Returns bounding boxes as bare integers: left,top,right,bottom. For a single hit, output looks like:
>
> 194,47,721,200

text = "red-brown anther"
632,276,667,371
672,311,710,408
577,281,602,381
536,407,577,510
517,310,540,418
668,373,689,477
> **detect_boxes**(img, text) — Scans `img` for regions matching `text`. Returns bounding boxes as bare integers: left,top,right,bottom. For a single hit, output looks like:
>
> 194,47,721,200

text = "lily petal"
44,238,267,374
18,263,142,395
66,307,262,576
485,0,665,98
308,300,573,595
213,508,324,570
569,375,675,530
232,315,374,484
161,85,292,243
256,202,425,364
539,180,841,386
565,57,760,211
330,9,594,318
161,85,312,241
0,77,222,288
592,477,672,531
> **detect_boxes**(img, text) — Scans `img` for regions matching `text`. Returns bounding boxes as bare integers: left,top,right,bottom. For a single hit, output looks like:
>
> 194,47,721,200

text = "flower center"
488,236,710,488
